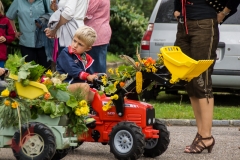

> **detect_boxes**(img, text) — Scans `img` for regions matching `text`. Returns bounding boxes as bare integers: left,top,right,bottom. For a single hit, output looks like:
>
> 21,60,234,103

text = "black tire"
51,148,71,160
143,119,170,158
12,122,56,160
109,121,145,160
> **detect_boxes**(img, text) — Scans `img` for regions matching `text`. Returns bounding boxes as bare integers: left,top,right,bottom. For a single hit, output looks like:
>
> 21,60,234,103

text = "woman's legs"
185,96,214,152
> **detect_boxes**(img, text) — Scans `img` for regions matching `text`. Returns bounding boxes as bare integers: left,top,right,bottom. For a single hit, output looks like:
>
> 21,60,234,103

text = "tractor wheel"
143,119,170,158
12,122,56,160
51,148,71,160
109,121,145,160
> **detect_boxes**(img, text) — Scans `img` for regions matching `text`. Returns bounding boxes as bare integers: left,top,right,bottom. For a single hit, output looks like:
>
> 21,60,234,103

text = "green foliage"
111,0,158,18
109,3,148,57
5,53,23,75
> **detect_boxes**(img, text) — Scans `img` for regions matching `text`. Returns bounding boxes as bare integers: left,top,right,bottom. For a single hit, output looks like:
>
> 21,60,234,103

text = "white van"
140,0,240,93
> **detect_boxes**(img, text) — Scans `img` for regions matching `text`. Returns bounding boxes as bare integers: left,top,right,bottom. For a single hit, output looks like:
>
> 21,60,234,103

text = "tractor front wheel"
109,121,145,160
143,119,170,157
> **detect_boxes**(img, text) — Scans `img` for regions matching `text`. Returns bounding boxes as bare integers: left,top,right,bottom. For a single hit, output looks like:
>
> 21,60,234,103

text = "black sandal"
184,134,215,154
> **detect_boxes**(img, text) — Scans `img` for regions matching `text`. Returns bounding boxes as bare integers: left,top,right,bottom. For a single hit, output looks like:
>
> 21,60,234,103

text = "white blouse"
57,0,89,27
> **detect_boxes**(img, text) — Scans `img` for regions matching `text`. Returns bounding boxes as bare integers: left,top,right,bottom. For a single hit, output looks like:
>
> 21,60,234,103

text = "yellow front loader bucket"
9,74,48,99
160,46,214,84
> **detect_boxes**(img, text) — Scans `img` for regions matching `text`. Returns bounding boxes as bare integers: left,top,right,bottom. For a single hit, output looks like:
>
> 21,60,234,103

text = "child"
56,25,98,125
0,1,15,68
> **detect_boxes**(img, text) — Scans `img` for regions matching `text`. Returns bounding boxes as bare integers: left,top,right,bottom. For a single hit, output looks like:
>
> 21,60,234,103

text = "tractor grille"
146,108,155,126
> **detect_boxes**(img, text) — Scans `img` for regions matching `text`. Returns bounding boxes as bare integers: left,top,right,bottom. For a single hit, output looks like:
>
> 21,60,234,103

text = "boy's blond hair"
0,1,4,15
74,25,97,47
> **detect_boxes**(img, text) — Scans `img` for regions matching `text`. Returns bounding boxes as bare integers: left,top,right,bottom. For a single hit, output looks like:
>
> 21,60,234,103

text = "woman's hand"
44,28,57,39
15,31,22,39
217,12,226,24
50,0,58,12
174,11,181,20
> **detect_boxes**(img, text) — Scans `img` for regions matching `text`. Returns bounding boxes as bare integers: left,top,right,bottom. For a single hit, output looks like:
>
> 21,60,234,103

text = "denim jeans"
174,18,219,98
87,44,108,73
0,61,5,68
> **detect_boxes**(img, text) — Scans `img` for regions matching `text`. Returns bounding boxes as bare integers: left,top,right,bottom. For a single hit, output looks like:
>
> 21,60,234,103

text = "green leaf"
66,95,78,108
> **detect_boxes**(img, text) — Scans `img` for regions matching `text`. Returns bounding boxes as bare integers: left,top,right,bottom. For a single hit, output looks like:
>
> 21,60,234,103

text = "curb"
159,119,240,127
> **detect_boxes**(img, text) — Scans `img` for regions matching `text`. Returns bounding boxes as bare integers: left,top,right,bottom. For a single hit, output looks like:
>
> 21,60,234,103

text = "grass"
107,52,123,62
151,92,240,120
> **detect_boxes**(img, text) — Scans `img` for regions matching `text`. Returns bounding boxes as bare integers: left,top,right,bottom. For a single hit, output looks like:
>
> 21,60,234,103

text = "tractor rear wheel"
12,122,56,160
143,119,170,157
109,121,145,160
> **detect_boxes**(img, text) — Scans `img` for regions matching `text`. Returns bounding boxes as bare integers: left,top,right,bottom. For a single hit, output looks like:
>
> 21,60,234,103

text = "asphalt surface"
0,126,239,160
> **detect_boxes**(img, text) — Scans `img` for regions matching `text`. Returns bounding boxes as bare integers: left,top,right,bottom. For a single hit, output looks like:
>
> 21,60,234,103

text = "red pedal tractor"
77,70,172,160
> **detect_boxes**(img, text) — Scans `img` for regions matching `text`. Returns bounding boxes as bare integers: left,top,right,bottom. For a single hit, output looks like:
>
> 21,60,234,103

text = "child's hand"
0,68,5,76
87,74,98,82
0,36,6,43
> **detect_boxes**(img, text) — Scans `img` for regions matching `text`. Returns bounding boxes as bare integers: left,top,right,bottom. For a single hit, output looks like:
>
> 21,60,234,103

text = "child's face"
71,37,91,54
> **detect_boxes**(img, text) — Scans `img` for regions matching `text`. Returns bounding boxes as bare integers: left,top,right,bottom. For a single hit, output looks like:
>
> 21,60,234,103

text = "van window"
155,0,240,24
155,0,175,23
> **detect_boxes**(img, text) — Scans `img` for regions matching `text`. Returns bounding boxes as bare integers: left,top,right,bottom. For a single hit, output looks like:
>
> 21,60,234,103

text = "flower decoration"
0,54,90,135
102,94,119,111
98,47,163,100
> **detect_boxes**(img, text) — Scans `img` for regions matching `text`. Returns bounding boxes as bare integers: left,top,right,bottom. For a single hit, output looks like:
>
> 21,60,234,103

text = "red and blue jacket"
0,15,15,61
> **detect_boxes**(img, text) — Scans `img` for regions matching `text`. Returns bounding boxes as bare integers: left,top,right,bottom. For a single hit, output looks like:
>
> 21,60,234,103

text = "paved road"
0,126,239,160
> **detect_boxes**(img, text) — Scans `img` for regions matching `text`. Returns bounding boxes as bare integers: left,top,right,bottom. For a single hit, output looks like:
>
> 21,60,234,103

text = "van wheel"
109,122,145,160
143,119,170,157
12,122,56,160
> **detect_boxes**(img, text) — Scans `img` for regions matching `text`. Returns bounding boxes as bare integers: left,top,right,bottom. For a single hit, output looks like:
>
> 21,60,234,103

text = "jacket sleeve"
174,0,182,12
225,0,240,11
5,20,15,43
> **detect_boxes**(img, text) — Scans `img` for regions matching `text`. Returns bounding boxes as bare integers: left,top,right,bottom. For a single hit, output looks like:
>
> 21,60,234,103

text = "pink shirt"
84,0,112,46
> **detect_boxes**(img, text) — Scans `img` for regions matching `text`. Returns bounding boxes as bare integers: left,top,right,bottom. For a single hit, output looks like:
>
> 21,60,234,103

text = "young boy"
56,25,98,125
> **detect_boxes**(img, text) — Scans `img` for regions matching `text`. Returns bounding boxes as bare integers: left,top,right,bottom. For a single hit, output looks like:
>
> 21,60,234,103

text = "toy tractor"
76,46,214,160
0,72,79,160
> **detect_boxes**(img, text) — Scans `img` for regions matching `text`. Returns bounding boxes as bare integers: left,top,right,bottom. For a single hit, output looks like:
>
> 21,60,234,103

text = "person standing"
84,0,112,73
6,0,53,69
0,1,15,68
173,0,240,154
45,0,89,53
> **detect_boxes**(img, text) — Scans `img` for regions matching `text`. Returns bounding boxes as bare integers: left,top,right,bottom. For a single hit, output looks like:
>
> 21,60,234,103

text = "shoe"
184,134,215,154
185,133,201,149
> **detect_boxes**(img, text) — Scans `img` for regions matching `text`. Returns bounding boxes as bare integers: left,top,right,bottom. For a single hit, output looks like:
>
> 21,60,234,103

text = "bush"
109,3,148,57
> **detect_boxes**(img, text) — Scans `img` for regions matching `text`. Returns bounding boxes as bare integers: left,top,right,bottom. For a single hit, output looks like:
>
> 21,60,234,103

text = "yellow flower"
108,68,114,74
110,94,119,100
11,101,19,109
151,66,157,73
113,81,119,88
80,106,89,115
101,75,107,85
45,69,53,77
4,100,10,106
79,100,88,107
75,108,82,116
102,101,112,111
1,88,10,97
